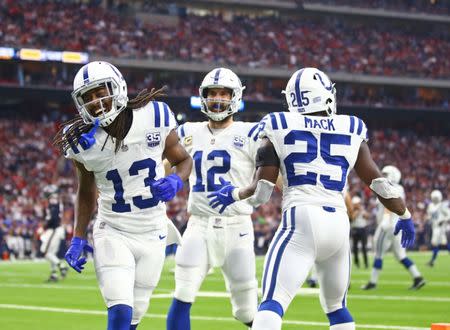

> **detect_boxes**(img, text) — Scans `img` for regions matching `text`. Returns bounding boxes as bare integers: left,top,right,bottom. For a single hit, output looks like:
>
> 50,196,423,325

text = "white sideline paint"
1,283,449,303
0,304,428,330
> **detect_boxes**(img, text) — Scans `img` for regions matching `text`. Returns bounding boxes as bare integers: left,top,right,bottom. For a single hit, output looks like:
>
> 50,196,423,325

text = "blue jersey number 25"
284,130,350,191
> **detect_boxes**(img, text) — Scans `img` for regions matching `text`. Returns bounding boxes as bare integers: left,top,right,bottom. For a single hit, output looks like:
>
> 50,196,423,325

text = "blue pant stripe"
262,211,287,295
266,207,296,300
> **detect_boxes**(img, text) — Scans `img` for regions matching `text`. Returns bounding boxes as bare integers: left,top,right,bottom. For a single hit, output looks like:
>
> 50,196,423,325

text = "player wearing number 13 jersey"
166,68,261,330
208,67,416,330
53,61,192,330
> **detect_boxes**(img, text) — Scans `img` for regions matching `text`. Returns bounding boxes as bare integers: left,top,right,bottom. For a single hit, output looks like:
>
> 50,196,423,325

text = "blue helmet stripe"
294,69,305,111
107,63,121,79
213,69,221,84
82,65,89,83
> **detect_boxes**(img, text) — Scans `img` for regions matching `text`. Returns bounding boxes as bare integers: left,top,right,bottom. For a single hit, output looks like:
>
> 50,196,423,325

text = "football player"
208,67,416,330
54,61,192,330
361,165,425,290
426,189,450,267
39,185,68,282
166,68,260,330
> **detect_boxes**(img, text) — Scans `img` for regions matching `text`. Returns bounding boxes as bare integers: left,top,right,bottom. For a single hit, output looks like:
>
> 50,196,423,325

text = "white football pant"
174,214,258,324
93,220,166,325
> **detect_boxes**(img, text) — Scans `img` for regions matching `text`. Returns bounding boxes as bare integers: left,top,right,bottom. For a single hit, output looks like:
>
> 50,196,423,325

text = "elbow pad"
369,177,402,199
247,179,275,206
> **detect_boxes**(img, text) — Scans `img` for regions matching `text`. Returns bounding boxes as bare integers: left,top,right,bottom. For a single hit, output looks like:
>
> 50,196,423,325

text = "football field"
0,252,448,330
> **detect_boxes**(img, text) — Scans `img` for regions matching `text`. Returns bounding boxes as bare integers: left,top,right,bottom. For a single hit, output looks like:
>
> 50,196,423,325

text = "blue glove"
79,119,99,150
65,237,94,273
207,177,236,214
150,173,183,202
393,218,415,249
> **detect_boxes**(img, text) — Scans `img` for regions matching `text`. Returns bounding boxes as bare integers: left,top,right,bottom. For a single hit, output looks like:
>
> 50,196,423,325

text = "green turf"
0,252,448,329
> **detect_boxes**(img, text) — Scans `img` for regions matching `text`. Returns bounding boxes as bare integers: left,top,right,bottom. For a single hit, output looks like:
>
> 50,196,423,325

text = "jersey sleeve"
348,115,369,142
246,122,263,162
152,101,177,132
256,114,275,142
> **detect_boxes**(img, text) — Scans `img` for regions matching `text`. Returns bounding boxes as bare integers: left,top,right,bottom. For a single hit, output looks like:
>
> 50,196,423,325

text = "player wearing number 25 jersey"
54,61,192,330
209,67,416,330
166,68,261,330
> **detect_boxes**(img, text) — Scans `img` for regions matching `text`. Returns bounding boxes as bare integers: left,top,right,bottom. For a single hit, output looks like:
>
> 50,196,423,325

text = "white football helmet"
381,165,401,184
431,190,442,203
72,61,128,127
199,68,245,121
282,67,336,116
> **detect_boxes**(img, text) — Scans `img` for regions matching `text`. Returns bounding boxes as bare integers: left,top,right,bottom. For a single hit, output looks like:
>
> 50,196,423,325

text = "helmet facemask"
199,68,245,122
72,76,127,127
200,87,236,121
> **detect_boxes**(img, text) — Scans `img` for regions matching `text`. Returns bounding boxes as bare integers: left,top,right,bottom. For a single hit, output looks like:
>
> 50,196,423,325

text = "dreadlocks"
54,87,167,154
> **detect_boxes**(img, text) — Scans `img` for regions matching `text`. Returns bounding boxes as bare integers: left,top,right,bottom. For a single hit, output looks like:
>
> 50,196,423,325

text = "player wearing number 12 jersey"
54,61,192,330
208,67,416,330
166,68,261,330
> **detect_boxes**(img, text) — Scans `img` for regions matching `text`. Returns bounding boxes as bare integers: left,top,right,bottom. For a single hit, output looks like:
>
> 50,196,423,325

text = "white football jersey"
259,112,368,212
177,121,261,216
65,102,177,233
376,183,405,228
427,201,450,229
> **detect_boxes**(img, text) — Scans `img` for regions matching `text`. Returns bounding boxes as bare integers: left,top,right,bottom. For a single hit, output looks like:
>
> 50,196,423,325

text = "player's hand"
207,177,236,214
79,119,99,150
393,218,415,248
150,173,183,202
65,237,94,273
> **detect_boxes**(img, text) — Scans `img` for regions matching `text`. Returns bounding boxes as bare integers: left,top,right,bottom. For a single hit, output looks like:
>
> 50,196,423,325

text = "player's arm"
151,130,192,202
73,160,97,238
354,141,406,215
345,192,354,221
162,129,192,181
65,160,96,273
208,138,279,213
237,138,280,200
354,141,414,247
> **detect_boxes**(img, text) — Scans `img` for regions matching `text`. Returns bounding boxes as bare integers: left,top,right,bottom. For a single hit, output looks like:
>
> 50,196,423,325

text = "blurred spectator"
0,2,448,78
308,0,450,15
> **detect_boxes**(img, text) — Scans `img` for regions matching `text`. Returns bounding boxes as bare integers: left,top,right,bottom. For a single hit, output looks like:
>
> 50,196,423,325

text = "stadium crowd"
0,63,448,109
1,1,449,78
307,0,450,15
0,115,448,259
